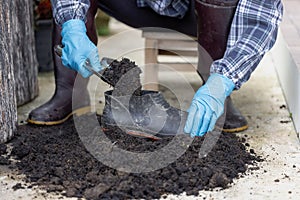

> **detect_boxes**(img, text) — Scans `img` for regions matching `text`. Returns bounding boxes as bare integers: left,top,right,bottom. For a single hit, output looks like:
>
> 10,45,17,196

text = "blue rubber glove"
61,19,102,78
184,73,235,137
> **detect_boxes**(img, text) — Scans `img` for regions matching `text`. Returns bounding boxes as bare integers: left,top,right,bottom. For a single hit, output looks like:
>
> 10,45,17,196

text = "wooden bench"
142,30,198,90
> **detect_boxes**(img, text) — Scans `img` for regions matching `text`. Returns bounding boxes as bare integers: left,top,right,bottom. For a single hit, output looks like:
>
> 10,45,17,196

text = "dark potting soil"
101,58,142,96
0,143,7,155
6,115,260,199
0,143,10,165
0,156,10,165
5,57,260,199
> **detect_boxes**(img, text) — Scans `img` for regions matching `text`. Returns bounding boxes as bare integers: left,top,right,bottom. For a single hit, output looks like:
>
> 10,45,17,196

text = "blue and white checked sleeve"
211,0,283,89
137,0,189,18
50,0,90,26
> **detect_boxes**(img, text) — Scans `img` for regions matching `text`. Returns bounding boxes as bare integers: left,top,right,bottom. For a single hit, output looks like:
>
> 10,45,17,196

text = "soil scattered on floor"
5,115,260,199
12,183,25,191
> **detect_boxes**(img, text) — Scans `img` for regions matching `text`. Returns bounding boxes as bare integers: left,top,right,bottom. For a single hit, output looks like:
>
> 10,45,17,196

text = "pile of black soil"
6,115,260,199
101,58,142,96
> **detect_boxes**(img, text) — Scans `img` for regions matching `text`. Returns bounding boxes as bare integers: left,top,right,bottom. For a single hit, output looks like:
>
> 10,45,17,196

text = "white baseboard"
272,31,300,135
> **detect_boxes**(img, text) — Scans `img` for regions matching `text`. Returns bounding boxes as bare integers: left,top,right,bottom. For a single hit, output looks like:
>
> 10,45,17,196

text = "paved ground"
1,12,300,200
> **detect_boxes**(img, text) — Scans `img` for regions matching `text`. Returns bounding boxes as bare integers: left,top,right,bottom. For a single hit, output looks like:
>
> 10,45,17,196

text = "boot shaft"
195,0,239,81
195,0,239,60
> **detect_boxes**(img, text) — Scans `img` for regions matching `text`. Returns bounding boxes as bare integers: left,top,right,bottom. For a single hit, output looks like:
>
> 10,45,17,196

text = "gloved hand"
61,19,102,78
184,73,235,137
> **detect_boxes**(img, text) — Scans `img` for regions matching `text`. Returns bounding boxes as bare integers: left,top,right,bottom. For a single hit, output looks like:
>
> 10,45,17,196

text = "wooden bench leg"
144,39,159,91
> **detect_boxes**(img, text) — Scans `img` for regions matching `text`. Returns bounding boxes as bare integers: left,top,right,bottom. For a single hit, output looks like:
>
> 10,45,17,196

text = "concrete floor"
1,19,300,200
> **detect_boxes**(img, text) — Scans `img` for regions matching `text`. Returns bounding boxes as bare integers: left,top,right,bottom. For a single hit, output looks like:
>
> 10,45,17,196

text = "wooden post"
13,0,39,106
0,1,18,143
0,0,38,143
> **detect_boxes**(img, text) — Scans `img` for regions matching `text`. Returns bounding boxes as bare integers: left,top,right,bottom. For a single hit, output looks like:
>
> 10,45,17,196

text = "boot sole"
216,124,249,133
102,126,162,141
27,106,91,125
102,123,166,140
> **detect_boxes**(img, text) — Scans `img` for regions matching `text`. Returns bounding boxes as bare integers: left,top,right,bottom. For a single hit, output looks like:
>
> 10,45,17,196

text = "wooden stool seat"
142,30,198,90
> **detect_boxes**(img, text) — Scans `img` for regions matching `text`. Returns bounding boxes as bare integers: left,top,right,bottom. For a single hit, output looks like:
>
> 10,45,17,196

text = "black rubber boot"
27,0,98,125
195,0,248,133
102,90,187,139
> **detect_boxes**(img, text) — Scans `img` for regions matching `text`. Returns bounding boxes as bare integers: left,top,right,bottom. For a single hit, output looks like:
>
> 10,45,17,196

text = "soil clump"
0,143,10,165
101,58,142,96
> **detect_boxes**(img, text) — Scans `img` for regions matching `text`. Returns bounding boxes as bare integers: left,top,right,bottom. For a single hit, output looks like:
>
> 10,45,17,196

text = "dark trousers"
97,0,197,37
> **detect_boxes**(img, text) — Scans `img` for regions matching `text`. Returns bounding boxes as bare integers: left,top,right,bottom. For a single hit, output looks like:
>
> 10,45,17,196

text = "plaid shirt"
211,0,283,89
136,0,189,18
51,0,283,89
50,0,90,25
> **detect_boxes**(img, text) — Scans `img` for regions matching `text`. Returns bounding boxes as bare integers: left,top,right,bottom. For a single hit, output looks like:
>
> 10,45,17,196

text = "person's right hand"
61,19,102,78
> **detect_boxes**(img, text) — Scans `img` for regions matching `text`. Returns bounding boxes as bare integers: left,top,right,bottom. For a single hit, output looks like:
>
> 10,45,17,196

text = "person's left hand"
61,19,102,78
184,73,235,137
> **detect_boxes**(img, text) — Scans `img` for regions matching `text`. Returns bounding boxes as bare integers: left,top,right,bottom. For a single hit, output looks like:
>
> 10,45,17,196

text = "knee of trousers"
196,0,239,7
